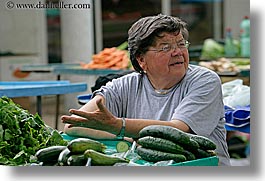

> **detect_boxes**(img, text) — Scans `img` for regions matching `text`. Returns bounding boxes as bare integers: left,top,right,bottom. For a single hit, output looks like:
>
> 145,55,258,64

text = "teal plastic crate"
133,155,218,166
171,156,218,166
62,134,219,166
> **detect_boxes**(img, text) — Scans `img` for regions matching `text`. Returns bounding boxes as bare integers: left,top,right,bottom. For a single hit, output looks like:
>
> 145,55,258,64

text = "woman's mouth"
169,62,184,66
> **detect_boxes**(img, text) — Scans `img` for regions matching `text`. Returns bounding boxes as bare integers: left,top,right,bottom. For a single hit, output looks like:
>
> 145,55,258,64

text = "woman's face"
137,32,189,82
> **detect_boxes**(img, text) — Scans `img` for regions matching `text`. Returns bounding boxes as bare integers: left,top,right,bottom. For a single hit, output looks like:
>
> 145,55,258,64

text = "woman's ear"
136,55,146,71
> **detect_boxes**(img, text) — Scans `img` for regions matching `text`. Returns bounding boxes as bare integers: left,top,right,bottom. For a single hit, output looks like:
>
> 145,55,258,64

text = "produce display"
0,96,218,166
200,38,240,60
200,39,226,60
35,145,67,165
0,96,68,166
136,125,217,163
199,38,250,75
67,137,106,154
83,149,129,166
80,42,131,70
198,57,250,74
33,137,129,166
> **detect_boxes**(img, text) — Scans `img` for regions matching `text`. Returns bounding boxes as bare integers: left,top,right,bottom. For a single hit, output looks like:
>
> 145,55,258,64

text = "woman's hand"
61,98,119,134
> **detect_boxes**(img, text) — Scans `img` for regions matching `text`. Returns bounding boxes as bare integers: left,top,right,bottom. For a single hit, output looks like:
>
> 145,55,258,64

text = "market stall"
1,37,249,167
0,97,219,166
17,46,250,166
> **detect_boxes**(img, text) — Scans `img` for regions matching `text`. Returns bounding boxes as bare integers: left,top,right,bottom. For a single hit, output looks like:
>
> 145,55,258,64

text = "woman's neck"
146,73,181,90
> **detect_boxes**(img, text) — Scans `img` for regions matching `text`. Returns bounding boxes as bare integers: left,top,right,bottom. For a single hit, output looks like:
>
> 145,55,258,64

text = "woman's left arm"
62,97,192,138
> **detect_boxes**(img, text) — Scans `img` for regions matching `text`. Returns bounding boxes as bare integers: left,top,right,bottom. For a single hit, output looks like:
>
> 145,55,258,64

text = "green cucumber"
182,150,196,161
35,145,67,163
139,125,190,145
181,138,200,152
193,148,213,159
136,146,186,163
84,149,129,166
138,125,197,150
67,154,87,166
67,138,106,154
190,135,217,150
137,136,184,154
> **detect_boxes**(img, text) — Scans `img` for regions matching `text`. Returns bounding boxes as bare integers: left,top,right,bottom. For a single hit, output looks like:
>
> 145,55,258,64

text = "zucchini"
84,149,129,166
137,136,184,154
35,145,67,163
136,146,186,163
58,148,72,166
67,138,106,154
189,135,217,150
67,154,87,166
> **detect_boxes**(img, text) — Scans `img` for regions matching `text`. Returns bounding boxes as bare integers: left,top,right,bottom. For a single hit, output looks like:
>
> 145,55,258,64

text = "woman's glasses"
148,40,190,53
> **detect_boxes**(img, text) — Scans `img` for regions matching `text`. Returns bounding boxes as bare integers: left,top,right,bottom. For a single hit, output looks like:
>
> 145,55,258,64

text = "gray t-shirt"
93,64,230,165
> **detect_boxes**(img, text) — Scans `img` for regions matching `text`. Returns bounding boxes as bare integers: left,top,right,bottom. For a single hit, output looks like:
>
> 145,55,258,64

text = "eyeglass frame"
147,40,190,53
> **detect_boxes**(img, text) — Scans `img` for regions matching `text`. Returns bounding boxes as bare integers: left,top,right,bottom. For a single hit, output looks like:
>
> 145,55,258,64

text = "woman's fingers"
69,109,92,118
69,98,107,117
61,115,88,125
62,98,113,129
61,115,89,128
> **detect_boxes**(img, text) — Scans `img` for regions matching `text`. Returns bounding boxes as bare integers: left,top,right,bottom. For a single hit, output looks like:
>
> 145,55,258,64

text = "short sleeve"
172,70,225,136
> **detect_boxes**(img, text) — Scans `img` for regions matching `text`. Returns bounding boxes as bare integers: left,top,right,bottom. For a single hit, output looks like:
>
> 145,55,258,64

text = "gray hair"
128,14,189,73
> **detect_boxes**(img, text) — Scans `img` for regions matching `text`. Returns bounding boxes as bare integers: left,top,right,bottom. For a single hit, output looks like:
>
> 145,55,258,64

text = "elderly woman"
61,14,230,165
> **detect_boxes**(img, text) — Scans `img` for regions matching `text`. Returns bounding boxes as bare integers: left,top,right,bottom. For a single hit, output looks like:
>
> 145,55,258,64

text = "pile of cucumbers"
136,125,217,164
33,125,218,166
34,138,129,166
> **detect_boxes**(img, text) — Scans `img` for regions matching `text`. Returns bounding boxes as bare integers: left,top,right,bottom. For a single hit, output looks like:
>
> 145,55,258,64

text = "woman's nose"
171,46,182,56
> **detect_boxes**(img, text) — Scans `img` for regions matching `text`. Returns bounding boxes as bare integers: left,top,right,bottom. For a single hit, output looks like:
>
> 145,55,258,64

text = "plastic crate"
62,134,219,166
171,156,218,166
133,155,218,166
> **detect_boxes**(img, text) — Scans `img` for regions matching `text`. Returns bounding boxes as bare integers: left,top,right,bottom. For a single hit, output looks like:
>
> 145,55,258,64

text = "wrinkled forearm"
64,124,134,142
119,118,191,139
62,94,191,140
64,124,116,139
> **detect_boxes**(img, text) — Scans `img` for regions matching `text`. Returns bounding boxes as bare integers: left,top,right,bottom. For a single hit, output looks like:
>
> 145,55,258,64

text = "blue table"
53,65,124,75
21,63,124,76
20,64,130,128
0,80,87,129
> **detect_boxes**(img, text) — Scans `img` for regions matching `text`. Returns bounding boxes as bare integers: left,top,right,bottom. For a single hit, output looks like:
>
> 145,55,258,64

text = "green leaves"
0,96,68,166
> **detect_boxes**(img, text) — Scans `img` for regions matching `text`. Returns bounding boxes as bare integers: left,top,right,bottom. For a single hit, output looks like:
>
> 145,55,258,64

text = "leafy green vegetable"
116,41,128,50
0,96,68,166
231,58,250,66
200,39,225,60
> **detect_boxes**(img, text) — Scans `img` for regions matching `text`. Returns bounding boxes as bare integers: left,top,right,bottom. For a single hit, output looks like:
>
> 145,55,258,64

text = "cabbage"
200,39,225,60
